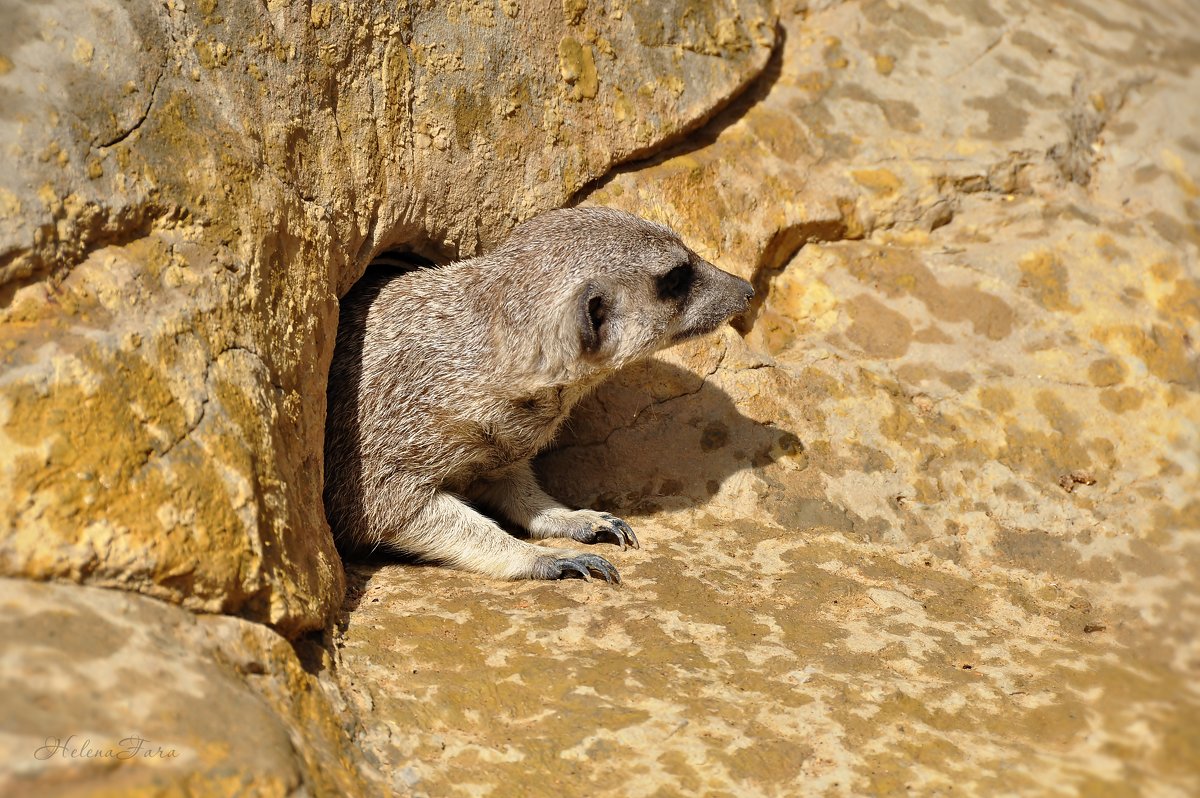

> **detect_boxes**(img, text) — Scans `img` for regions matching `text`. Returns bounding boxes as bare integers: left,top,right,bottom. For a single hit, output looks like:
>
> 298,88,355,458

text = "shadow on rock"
537,357,801,516
330,333,803,599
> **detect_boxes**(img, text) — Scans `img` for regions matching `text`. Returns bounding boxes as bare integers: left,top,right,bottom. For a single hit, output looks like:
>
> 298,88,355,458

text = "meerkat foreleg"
382,489,621,583
467,461,639,550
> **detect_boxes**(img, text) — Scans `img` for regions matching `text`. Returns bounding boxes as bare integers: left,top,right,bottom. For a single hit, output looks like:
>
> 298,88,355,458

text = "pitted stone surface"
0,578,372,797
2,0,1198,794
0,0,774,634
336,1,1200,794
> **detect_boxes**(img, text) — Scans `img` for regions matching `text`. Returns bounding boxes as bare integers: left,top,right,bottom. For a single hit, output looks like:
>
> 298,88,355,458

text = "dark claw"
598,513,640,550
555,553,620,585
608,515,640,550
557,560,591,581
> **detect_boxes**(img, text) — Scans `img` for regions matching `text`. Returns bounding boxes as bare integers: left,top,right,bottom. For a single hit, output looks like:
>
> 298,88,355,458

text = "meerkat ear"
578,281,610,354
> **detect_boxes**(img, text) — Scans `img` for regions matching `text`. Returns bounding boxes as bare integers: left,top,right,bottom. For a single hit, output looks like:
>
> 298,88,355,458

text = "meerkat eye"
657,263,693,301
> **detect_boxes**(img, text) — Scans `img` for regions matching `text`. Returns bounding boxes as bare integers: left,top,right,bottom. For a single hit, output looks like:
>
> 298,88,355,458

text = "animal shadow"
536,356,799,516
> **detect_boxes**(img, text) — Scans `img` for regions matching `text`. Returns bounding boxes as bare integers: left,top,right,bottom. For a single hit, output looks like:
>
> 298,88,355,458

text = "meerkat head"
491,207,754,381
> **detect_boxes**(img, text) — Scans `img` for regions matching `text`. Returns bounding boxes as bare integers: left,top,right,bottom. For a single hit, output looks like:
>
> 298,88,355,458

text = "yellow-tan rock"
0,577,373,796
0,0,775,634
3,0,1198,793
337,1,1200,794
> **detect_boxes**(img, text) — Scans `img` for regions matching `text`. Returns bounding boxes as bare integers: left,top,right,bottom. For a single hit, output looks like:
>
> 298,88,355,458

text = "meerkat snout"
324,206,751,585
659,255,755,344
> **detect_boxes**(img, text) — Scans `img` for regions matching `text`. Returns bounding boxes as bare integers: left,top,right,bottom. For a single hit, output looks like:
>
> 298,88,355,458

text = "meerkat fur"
323,207,754,583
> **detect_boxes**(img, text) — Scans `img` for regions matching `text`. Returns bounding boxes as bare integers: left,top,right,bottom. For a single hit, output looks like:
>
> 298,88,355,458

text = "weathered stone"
336,1,1200,794
6,0,1200,793
0,577,375,796
0,0,775,634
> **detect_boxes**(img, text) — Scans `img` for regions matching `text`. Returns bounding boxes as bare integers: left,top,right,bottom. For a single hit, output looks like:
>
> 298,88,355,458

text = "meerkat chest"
473,384,581,465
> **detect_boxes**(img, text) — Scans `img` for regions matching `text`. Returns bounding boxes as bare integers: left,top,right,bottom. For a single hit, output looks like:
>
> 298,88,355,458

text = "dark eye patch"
657,262,693,301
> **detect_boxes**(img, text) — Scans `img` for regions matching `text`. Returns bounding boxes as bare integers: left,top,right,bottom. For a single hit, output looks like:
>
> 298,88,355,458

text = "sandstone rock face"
0,577,372,796
0,0,774,634
5,0,1199,794
337,1,1200,794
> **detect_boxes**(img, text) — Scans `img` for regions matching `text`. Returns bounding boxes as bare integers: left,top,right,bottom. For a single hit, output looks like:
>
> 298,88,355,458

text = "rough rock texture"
0,577,373,796
0,0,774,634
336,0,1200,794
5,0,1199,794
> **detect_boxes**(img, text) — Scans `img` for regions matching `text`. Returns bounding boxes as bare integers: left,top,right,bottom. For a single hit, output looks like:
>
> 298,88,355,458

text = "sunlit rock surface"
0,0,773,635
0,577,373,796
2,0,1196,793
337,1,1200,794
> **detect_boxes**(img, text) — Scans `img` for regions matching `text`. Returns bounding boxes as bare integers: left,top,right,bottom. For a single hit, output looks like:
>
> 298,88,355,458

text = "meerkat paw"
532,509,639,550
533,552,621,584
467,463,639,550
582,512,640,550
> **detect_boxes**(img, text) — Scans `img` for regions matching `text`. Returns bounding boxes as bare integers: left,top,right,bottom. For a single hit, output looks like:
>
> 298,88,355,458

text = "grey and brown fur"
323,207,753,583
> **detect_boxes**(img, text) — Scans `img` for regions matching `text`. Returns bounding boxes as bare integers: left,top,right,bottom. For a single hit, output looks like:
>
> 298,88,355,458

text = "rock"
0,577,376,796
337,1,1200,794
0,0,775,634
5,0,1200,793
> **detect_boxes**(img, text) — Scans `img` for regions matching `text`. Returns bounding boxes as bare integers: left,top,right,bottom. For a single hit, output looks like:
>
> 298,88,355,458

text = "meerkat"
323,207,753,584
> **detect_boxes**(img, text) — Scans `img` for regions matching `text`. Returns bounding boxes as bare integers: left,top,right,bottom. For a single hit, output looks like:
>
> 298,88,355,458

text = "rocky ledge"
2,0,1197,795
